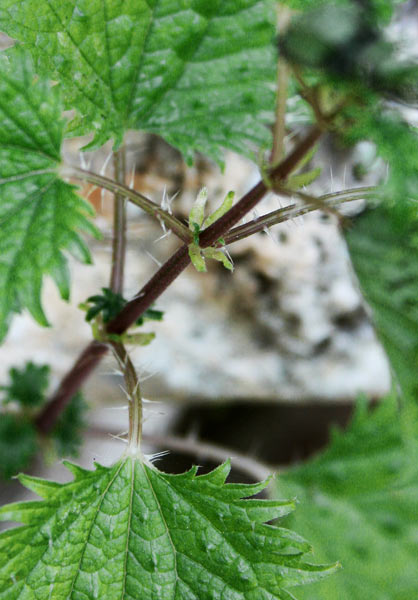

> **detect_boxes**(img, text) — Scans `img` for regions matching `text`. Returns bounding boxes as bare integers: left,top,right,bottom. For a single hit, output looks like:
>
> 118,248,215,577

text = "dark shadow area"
158,400,356,481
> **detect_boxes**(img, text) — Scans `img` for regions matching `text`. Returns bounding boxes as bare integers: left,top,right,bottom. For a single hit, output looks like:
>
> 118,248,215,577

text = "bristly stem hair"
107,148,143,450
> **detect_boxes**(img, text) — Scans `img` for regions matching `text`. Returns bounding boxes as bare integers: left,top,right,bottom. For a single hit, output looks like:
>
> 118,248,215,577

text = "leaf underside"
0,459,337,599
0,0,277,163
0,48,96,340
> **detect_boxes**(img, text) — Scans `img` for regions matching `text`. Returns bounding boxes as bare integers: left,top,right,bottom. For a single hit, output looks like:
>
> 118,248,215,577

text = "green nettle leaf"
276,396,418,600
84,288,127,323
0,48,97,340
0,0,277,163
0,459,337,599
203,191,235,229
345,203,418,402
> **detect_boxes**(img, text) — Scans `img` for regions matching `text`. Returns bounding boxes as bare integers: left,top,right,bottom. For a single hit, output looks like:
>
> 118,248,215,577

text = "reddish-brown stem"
107,244,190,335
36,340,108,434
36,126,321,433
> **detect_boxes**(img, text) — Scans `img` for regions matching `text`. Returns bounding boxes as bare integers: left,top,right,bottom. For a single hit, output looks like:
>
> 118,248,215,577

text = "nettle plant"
0,1,417,598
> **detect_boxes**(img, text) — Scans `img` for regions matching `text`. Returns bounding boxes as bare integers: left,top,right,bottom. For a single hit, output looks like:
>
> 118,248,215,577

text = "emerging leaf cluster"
188,188,235,272
84,287,164,326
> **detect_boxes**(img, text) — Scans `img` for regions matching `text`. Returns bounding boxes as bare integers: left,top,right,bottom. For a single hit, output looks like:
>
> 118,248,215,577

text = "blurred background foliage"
275,1,418,598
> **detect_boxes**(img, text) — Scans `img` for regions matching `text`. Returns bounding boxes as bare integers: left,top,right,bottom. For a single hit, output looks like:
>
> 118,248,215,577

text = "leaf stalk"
61,164,191,243
110,148,127,295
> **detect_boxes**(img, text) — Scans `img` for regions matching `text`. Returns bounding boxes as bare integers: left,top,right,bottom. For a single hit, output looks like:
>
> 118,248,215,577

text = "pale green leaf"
0,0,277,163
345,203,418,403
0,459,337,599
276,395,418,600
119,331,156,346
189,187,208,231
188,242,207,273
290,145,318,173
0,48,97,340
203,191,235,229
203,247,234,271
286,168,321,191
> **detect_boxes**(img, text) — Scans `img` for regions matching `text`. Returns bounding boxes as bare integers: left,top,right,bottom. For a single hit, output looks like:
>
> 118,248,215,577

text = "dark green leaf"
0,0,278,163
0,414,37,479
84,288,164,330
0,47,98,340
85,288,126,323
280,0,402,23
135,307,165,326
2,362,50,408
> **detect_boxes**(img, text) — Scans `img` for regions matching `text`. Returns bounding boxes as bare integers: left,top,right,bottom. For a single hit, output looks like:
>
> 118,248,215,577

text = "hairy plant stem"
110,148,127,295
61,164,191,243
112,342,142,451
36,340,108,434
224,188,376,245
107,149,142,449
37,126,322,433
271,62,289,164
271,6,291,164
